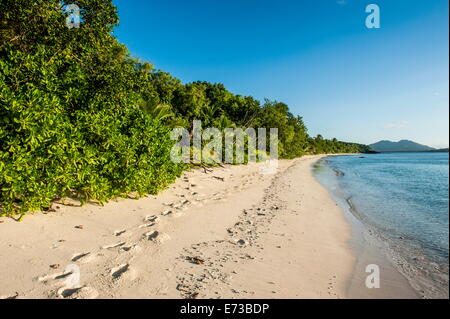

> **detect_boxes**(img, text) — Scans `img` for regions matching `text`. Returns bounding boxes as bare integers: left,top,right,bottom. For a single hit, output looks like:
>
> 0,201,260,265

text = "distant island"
369,140,448,152
428,148,450,153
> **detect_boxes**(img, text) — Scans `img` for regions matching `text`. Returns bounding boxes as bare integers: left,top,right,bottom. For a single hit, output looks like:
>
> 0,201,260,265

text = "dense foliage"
0,0,371,216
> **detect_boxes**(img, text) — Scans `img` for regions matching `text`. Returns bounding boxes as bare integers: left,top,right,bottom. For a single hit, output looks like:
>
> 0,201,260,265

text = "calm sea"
313,152,449,298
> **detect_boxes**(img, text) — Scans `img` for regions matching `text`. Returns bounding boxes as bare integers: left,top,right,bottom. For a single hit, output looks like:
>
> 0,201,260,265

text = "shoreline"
0,155,417,299
315,154,447,299
313,155,419,299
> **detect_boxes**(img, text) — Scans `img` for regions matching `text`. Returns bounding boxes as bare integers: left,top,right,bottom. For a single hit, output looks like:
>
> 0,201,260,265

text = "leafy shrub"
0,1,185,217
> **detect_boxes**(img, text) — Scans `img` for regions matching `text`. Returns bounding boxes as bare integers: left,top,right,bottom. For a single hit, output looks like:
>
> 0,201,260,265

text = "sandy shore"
0,155,418,299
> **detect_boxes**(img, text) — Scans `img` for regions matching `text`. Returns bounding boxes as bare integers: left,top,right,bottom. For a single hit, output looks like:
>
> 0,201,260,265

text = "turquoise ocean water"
314,152,449,297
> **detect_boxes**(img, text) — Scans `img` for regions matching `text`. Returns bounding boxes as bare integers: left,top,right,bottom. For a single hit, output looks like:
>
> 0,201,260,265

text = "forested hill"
369,140,436,152
0,0,371,216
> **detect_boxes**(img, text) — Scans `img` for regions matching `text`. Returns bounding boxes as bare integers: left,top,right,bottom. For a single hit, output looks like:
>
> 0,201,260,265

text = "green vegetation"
369,140,435,152
0,0,371,217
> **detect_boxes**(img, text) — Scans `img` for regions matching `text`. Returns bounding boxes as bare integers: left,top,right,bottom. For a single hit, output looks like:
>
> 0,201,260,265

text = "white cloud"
383,121,408,129
336,0,347,6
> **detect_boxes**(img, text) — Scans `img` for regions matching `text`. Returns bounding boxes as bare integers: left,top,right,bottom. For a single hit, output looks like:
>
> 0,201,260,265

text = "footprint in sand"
110,263,137,281
145,230,159,241
38,270,73,283
144,215,160,222
161,210,173,216
181,200,191,209
101,242,126,250
114,230,127,237
172,203,182,209
58,286,99,299
111,264,130,279
120,244,141,252
138,222,155,229
39,264,83,298
144,230,171,243
71,252,91,262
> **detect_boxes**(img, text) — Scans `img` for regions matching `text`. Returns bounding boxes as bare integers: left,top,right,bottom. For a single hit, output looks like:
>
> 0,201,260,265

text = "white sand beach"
0,155,418,299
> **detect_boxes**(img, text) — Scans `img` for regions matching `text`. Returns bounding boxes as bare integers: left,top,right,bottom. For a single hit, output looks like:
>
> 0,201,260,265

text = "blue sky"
113,0,449,148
